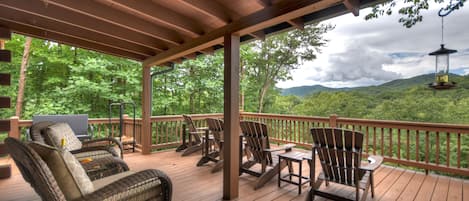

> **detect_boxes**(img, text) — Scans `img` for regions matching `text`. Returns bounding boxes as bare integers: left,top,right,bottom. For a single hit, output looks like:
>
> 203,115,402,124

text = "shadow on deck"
1,149,468,201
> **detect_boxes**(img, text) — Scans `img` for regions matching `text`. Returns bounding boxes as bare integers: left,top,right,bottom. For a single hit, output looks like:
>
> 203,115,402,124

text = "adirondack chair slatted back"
311,128,364,185
206,118,223,143
240,121,273,165
182,115,198,133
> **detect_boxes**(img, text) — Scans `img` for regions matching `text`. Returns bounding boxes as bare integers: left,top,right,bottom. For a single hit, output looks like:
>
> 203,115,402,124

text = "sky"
277,2,469,89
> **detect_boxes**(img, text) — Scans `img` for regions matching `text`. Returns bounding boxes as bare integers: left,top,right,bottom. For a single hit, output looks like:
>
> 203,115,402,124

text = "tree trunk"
15,37,33,117
257,82,270,113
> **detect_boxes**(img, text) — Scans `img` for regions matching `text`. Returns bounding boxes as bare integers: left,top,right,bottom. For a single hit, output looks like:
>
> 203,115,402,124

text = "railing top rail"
337,117,469,133
241,112,329,122
151,113,223,121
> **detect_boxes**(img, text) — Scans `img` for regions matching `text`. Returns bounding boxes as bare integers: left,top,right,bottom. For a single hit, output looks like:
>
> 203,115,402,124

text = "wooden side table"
278,151,312,194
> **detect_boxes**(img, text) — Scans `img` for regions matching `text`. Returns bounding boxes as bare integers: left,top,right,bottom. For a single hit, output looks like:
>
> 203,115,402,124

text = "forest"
2,28,469,126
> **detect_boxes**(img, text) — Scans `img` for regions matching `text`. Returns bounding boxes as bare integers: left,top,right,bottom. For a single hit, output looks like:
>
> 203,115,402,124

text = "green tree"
243,24,334,112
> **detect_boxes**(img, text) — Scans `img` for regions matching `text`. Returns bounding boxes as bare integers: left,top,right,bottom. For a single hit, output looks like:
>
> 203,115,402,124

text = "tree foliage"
366,0,466,28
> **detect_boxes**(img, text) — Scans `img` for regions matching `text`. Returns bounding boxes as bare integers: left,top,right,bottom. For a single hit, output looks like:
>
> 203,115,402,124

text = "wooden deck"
1,149,468,201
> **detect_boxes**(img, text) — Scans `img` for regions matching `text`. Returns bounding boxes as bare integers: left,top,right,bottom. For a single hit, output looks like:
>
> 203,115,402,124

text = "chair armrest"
82,137,124,159
78,169,172,201
189,131,205,135
264,143,296,152
196,127,208,131
360,155,383,172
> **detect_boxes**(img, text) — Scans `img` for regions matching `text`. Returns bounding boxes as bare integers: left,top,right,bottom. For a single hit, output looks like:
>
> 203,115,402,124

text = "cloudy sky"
277,2,469,88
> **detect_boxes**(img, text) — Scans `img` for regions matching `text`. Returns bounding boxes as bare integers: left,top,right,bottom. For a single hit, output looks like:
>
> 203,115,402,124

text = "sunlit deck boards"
1,149,468,201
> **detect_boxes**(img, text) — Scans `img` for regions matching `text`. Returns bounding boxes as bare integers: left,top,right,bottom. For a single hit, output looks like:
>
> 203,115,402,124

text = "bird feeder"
428,44,457,89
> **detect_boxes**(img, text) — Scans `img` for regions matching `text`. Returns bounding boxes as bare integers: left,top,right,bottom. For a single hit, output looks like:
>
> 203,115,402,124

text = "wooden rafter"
0,19,146,61
46,0,185,46
343,0,360,16
0,0,180,49
0,8,156,56
287,17,305,30
176,0,233,24
143,0,343,67
249,31,266,41
97,0,203,38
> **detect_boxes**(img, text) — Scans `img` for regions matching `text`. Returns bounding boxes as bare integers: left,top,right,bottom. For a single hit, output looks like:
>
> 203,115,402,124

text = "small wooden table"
278,151,312,194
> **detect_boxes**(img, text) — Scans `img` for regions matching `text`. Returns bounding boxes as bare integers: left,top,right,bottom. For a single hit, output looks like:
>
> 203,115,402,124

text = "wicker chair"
5,137,172,201
29,121,124,160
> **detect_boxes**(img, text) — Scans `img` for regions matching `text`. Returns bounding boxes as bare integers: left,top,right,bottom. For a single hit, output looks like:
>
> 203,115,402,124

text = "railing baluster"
406,129,410,160
381,127,384,156
397,128,401,159
425,131,429,165
436,131,440,165
373,127,376,155
416,130,419,162
365,126,369,154
389,128,392,158
446,132,450,167
457,133,461,168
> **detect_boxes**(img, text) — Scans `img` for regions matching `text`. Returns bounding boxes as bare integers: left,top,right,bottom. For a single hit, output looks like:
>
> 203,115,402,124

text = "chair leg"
212,160,224,173
181,144,202,156
370,171,375,198
254,160,287,190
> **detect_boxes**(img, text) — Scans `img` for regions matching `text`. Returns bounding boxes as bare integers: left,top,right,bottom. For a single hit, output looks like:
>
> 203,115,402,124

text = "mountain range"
281,73,465,96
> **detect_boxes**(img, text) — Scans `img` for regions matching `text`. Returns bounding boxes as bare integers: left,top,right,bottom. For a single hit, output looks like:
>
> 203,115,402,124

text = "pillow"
29,142,94,200
29,121,54,144
44,123,82,151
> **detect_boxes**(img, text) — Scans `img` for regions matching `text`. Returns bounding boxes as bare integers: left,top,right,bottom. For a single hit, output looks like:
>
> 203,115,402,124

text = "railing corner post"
9,116,19,139
329,114,338,128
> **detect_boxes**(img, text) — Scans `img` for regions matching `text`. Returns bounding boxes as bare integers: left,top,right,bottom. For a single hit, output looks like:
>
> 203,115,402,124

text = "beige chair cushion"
44,123,82,151
29,142,94,200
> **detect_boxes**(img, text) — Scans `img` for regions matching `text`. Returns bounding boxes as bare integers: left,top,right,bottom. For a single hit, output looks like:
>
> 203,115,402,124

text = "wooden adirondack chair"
196,118,224,172
180,115,210,156
307,128,383,201
239,121,295,190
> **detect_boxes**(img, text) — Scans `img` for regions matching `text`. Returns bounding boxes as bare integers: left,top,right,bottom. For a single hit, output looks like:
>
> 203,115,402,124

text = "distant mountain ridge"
281,73,464,96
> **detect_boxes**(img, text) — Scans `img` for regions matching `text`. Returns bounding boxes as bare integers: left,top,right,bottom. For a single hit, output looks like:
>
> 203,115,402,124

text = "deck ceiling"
0,0,383,67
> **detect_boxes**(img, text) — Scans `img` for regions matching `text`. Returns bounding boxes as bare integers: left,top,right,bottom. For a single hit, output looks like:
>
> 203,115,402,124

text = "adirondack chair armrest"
82,137,124,158
195,127,208,131
360,155,383,171
264,143,296,152
189,131,206,135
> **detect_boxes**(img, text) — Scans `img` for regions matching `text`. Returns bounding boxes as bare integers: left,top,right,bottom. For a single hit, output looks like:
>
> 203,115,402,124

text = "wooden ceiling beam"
0,0,177,49
0,19,146,61
287,17,305,30
198,47,215,55
144,0,343,67
0,8,156,57
249,31,266,40
255,0,272,7
176,0,233,24
47,0,185,46
98,0,203,39
343,0,360,16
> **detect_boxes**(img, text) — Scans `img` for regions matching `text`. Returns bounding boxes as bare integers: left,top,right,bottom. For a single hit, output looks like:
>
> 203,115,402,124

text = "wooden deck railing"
7,112,469,176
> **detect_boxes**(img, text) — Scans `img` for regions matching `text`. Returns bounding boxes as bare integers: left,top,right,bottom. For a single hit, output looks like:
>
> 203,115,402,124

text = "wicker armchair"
29,121,124,160
5,137,172,201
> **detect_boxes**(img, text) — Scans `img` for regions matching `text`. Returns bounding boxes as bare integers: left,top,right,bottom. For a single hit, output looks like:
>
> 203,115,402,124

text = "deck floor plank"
414,174,439,201
0,149,467,201
431,176,450,201
447,178,463,201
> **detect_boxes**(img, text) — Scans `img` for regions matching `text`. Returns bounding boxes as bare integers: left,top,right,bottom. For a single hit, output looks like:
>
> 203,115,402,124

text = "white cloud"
277,2,469,89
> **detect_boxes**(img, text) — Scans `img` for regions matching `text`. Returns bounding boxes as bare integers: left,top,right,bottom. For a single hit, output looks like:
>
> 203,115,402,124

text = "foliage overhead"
366,0,466,28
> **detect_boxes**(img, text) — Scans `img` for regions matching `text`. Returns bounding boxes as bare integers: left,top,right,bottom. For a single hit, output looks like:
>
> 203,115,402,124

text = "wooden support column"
141,65,152,154
223,34,240,200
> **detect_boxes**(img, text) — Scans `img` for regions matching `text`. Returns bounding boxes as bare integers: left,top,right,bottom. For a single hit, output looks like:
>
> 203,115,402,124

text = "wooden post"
141,66,152,154
223,34,240,200
8,116,19,139
329,114,337,128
